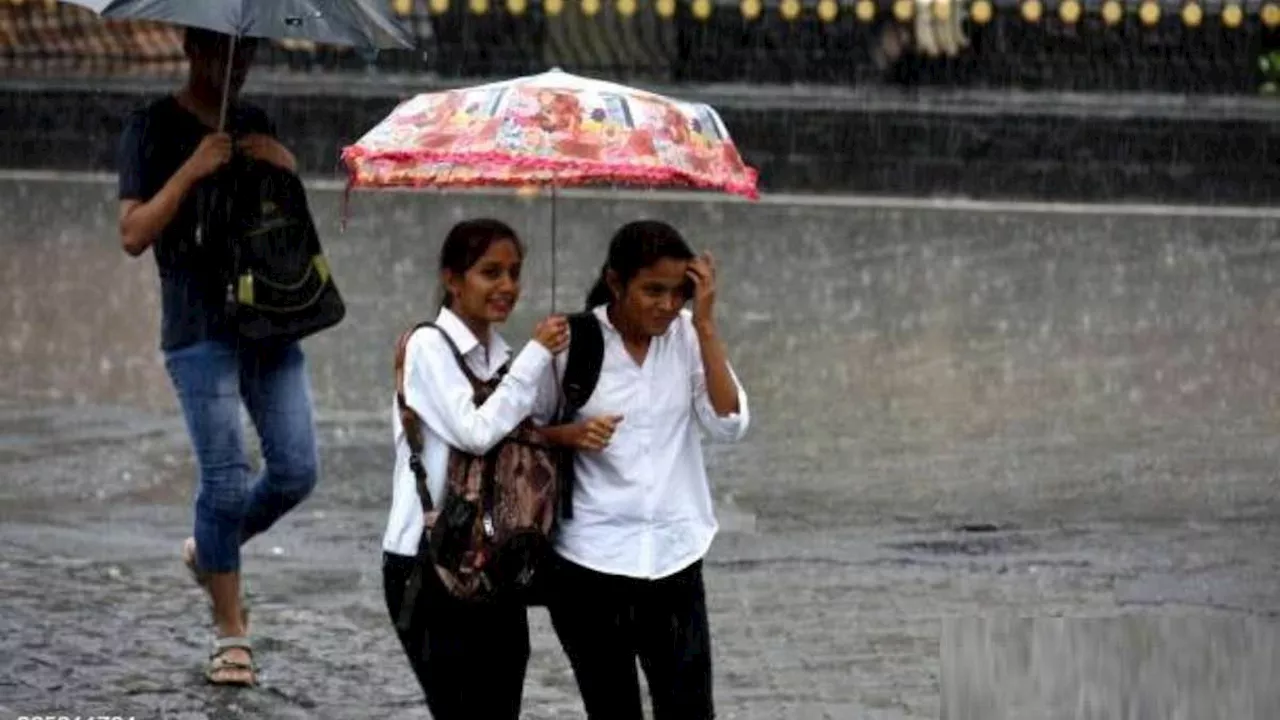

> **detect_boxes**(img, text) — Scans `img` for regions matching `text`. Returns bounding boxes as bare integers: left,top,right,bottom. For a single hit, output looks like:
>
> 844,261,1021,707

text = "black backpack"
556,311,605,520
199,156,346,346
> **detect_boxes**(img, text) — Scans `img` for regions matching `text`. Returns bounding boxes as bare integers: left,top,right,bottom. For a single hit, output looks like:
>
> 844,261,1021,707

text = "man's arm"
118,132,231,257
118,168,197,257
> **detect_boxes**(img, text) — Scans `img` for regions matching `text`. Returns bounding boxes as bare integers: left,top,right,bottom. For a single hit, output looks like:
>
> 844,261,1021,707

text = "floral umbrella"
341,68,759,311
341,68,759,199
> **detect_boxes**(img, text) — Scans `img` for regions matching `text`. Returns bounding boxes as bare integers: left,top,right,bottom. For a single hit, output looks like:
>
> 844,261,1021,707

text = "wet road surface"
2,175,1279,718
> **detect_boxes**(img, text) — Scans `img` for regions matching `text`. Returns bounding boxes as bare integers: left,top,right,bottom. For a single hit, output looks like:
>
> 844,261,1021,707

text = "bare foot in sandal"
207,636,256,687
182,538,251,631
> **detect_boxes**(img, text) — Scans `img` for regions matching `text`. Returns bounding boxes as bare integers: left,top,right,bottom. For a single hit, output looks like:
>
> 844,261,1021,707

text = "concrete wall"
3,173,1279,527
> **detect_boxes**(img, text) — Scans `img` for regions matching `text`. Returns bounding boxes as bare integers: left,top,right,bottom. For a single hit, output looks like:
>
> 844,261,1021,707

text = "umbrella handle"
217,34,238,132
548,181,563,420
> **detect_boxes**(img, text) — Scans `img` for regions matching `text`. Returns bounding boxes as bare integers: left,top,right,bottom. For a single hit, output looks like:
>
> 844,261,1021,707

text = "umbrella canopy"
62,0,415,49
340,70,760,314
342,69,760,199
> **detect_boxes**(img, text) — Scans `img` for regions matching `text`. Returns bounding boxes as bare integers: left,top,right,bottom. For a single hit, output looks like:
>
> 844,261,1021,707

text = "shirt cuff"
505,340,553,386
704,382,750,442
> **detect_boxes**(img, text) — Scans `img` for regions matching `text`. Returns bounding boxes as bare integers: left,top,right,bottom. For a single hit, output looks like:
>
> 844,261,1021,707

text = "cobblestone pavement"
4,179,1280,718
1,404,1277,720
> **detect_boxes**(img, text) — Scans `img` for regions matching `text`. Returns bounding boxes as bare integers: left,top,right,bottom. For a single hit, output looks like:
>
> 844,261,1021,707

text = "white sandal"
206,635,257,687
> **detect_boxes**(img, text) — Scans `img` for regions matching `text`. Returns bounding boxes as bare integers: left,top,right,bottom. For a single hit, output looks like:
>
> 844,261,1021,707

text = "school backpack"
392,321,560,619
391,312,605,624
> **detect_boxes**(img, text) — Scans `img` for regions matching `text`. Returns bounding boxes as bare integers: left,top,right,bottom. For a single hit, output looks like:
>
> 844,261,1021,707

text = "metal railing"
1,0,1276,93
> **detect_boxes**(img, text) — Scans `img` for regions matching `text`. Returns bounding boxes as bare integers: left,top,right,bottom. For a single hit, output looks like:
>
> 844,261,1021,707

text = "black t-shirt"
117,95,276,352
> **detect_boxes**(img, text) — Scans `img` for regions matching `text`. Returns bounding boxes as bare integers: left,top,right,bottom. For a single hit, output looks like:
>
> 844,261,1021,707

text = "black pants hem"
382,550,530,720
548,556,715,720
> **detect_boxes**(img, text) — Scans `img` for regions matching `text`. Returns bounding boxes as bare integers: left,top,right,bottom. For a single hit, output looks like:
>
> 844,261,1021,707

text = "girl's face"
610,257,691,337
446,238,523,326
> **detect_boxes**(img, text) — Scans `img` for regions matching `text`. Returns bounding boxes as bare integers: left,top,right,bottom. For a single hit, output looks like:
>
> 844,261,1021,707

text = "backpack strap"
394,319,493,633
555,311,606,520
426,322,487,389
560,311,605,422
395,320,505,517
395,321,442,515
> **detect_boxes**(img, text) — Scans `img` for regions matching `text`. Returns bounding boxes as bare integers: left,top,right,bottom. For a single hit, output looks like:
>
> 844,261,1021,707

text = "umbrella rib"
83,0,414,48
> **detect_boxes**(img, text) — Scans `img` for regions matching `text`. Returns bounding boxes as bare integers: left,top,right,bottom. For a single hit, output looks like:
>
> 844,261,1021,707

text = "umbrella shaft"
217,34,238,132
550,184,557,315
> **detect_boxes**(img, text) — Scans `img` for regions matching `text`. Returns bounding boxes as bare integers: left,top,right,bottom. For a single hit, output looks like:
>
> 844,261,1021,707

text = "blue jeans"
164,339,319,573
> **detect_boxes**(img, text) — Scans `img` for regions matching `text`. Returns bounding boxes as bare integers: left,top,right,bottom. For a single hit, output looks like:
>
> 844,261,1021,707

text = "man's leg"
164,341,252,664
237,341,319,542
637,560,715,720
548,557,646,720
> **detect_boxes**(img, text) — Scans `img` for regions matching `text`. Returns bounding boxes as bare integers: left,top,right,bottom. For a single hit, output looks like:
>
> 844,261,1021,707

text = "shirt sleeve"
684,313,750,443
116,111,151,202
529,345,570,427
403,329,553,455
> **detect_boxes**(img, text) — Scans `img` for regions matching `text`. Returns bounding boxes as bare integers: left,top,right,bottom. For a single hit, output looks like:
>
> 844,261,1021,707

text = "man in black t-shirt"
117,28,317,687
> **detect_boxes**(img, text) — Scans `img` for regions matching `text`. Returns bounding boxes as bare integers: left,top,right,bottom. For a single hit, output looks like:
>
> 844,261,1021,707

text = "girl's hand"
572,414,624,451
533,315,570,353
686,252,717,331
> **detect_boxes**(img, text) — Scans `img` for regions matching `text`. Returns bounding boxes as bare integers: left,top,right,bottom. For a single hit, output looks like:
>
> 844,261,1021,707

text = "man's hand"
179,132,232,183
237,134,297,172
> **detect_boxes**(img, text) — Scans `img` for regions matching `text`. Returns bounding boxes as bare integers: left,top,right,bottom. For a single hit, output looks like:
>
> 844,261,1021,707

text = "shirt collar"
435,307,511,370
592,304,614,334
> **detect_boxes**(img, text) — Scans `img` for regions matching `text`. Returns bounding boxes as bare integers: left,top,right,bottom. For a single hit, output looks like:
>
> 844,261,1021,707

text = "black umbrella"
63,0,417,127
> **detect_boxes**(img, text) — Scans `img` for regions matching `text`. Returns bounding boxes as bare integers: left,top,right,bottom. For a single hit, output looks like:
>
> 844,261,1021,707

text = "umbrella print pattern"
342,69,760,199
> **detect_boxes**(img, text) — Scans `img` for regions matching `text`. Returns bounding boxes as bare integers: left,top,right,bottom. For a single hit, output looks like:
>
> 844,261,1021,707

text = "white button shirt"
538,306,750,580
382,307,552,557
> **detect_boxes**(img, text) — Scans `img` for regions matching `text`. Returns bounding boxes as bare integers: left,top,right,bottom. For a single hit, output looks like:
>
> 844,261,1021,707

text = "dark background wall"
3,79,1278,205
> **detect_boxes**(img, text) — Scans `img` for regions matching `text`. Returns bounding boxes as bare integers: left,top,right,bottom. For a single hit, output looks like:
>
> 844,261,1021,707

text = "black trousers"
382,551,530,719
548,557,715,720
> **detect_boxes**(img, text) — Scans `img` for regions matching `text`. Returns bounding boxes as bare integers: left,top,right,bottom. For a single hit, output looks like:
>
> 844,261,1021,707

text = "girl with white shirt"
381,218,569,719
538,220,750,720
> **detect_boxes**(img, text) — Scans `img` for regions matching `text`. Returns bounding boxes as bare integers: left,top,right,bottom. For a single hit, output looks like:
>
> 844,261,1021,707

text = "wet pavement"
2,173,1279,718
